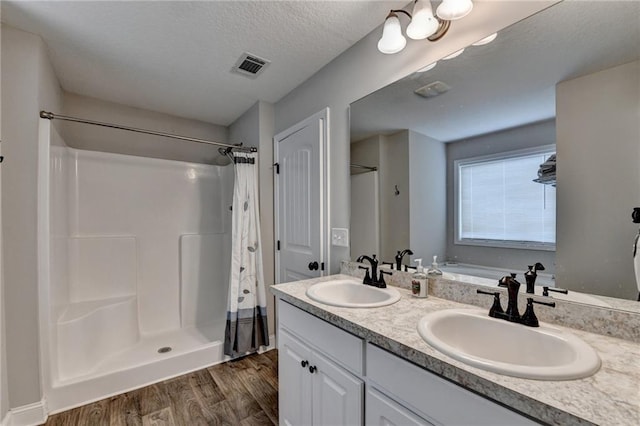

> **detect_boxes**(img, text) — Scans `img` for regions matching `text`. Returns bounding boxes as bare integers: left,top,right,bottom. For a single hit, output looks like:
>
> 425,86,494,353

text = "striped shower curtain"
224,152,269,357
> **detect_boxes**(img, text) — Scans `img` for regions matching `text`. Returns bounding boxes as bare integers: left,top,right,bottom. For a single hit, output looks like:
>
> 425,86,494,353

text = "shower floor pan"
48,321,227,414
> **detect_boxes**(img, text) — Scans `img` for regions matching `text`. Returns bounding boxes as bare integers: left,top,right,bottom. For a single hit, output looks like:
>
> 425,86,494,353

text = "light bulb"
437,0,473,21
472,33,497,46
377,14,407,54
406,0,439,40
442,48,464,60
417,62,437,73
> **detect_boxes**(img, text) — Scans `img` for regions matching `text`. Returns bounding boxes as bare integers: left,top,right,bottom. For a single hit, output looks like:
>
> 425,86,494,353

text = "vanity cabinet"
277,298,539,426
366,343,539,425
366,386,433,426
278,300,364,426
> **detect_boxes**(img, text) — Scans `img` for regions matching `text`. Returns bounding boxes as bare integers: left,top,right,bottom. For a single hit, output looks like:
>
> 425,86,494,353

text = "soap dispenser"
427,255,443,277
411,259,428,298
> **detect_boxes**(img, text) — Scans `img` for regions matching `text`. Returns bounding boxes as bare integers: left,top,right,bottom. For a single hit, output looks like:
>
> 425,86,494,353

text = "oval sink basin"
306,279,401,308
417,309,601,380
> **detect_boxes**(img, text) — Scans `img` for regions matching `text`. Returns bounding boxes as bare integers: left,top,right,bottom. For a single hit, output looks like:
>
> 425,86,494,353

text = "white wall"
228,100,276,336
274,1,556,273
1,24,62,409
446,119,556,271
409,130,447,264
61,92,229,165
556,60,640,299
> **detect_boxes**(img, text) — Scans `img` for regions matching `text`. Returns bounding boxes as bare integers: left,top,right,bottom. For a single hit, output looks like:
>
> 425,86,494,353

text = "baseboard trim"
4,401,47,426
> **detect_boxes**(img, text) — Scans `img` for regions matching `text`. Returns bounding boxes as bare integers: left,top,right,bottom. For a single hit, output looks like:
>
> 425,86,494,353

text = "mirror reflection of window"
455,146,556,249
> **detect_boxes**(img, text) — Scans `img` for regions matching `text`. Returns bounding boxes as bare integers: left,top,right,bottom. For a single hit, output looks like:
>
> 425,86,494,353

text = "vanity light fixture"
378,0,461,54
417,61,437,72
472,32,498,46
436,0,474,21
442,48,464,60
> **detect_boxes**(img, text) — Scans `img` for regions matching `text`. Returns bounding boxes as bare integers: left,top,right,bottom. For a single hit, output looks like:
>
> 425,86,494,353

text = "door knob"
308,261,319,271
301,360,309,368
308,365,317,374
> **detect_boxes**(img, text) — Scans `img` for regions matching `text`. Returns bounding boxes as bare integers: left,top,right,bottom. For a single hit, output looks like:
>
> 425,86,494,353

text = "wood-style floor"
44,350,279,426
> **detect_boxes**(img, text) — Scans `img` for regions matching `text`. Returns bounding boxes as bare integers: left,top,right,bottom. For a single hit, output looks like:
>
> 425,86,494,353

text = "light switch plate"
331,228,349,247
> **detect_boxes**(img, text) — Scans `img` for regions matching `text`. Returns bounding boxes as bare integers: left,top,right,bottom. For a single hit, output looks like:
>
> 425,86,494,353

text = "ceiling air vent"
232,52,270,79
414,81,451,98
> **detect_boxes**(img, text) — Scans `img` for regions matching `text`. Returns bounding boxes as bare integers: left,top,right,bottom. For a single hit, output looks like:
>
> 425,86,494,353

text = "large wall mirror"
349,1,640,309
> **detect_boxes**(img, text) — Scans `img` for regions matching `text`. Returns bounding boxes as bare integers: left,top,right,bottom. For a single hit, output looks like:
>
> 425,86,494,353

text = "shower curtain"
224,152,269,357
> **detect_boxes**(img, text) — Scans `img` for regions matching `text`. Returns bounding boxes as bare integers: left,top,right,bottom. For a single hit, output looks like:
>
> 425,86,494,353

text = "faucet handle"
477,289,505,318
358,266,372,284
381,261,394,270
542,286,569,297
521,298,556,327
377,270,392,288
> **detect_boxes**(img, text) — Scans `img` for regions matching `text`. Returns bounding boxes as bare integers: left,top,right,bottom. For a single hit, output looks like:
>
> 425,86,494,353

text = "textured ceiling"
2,0,407,125
351,1,640,142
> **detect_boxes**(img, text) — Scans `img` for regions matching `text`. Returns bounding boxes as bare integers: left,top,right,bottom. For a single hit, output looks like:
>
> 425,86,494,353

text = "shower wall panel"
67,149,232,335
180,234,231,329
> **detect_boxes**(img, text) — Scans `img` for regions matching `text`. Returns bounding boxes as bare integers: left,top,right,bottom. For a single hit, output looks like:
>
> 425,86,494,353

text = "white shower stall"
38,120,235,412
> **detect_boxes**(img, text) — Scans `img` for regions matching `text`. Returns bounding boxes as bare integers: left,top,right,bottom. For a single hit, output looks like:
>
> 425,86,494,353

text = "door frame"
273,108,330,284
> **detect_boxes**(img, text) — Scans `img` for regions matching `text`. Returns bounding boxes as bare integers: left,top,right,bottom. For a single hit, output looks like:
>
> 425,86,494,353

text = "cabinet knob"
308,365,317,374
301,360,309,368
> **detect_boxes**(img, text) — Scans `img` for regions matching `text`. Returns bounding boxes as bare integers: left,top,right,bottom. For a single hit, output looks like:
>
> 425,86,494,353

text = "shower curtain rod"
350,163,377,171
39,111,258,153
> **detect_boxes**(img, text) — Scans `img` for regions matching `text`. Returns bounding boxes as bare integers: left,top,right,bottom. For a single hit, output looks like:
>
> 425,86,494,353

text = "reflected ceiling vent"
414,81,451,98
232,52,270,79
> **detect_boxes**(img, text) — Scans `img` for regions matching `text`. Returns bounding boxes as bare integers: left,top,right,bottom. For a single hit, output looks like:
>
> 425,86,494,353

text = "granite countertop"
271,274,640,426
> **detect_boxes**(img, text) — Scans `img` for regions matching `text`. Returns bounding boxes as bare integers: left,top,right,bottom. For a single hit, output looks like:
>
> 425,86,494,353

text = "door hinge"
274,162,280,174
277,240,281,251
321,262,325,271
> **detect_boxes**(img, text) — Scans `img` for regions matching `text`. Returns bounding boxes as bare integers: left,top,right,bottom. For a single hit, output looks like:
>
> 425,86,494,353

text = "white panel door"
278,330,313,426
311,350,363,426
274,109,328,283
366,386,433,426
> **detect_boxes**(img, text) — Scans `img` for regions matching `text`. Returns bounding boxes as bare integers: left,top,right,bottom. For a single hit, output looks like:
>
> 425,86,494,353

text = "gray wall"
556,60,640,299
62,92,229,165
274,1,554,273
351,130,446,266
0,11,7,425
1,25,62,408
228,101,276,336
446,119,556,272
379,131,410,262
409,130,447,264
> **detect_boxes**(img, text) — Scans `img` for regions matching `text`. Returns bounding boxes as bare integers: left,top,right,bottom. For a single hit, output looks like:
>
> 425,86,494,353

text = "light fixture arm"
387,9,413,20
427,18,450,42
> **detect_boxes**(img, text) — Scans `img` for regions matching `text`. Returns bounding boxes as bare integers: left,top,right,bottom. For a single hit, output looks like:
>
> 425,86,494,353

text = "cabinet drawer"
366,386,433,426
366,344,539,425
278,300,363,374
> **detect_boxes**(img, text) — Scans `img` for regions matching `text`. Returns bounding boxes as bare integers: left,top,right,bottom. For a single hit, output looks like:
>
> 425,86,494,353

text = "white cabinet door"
311,350,363,426
279,330,313,426
366,386,434,426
